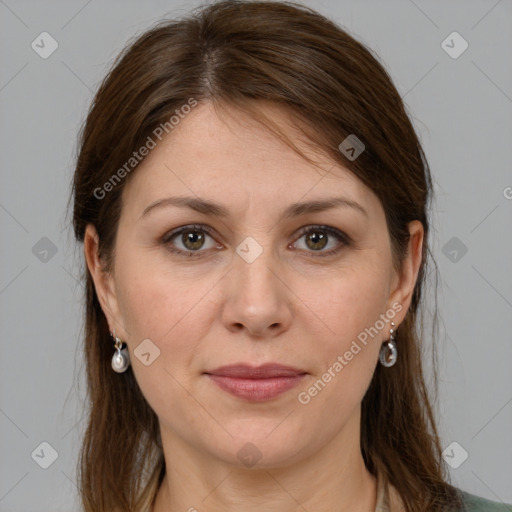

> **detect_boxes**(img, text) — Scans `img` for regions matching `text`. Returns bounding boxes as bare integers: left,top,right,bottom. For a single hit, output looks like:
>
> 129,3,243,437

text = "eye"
292,225,350,257
162,225,221,258
162,224,350,259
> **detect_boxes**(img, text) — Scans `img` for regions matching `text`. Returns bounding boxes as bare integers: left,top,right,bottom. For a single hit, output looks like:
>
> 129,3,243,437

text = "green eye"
162,224,349,259
293,225,349,257
163,224,219,258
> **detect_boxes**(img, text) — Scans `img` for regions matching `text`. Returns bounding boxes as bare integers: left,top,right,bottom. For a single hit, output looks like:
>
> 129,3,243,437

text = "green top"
375,473,512,511
459,491,512,511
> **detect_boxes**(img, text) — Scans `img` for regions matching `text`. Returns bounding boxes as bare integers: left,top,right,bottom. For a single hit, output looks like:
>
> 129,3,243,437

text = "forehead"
121,101,379,220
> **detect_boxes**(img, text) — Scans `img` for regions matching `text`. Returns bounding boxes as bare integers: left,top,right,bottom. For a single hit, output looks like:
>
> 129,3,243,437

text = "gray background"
0,0,511,510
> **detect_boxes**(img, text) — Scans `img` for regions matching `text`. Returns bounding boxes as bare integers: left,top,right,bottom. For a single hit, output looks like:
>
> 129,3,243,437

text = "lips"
206,363,306,379
204,363,307,402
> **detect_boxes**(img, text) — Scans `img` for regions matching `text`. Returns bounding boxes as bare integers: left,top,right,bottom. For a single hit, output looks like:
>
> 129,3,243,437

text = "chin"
203,424,312,470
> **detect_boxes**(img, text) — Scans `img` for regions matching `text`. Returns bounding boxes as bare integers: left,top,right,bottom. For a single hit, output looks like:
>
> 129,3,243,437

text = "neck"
152,410,378,512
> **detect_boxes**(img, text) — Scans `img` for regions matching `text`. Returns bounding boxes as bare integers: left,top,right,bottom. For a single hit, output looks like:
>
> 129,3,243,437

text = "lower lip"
206,374,306,402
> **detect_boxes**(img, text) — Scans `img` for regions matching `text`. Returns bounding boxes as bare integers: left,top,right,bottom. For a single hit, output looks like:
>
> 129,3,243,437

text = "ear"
83,224,126,338
386,220,424,325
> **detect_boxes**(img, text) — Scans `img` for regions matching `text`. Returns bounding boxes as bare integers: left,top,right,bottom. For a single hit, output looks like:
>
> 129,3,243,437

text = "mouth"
204,363,308,402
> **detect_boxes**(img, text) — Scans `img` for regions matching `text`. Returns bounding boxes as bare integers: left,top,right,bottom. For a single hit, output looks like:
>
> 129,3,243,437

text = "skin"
85,101,422,512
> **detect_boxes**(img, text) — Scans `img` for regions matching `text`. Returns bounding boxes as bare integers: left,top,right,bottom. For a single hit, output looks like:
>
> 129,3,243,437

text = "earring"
111,330,130,373
379,321,397,367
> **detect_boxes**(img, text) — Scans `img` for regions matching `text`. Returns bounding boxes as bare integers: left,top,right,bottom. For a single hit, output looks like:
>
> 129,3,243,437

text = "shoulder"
457,490,512,511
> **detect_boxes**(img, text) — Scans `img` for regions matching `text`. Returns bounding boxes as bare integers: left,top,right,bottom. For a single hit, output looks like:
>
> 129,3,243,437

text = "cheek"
113,251,214,359
107,234,210,432
295,261,391,402
113,257,213,420
302,262,391,344
294,271,389,435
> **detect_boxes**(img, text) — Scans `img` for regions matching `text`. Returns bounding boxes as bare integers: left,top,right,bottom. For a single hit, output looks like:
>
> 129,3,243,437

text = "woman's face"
86,101,423,469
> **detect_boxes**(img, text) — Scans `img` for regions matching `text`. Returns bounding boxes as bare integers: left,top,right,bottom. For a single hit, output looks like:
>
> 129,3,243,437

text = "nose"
221,245,293,338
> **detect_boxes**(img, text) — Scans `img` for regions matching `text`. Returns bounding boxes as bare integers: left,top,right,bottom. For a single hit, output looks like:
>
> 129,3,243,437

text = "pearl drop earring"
111,330,130,373
379,322,397,367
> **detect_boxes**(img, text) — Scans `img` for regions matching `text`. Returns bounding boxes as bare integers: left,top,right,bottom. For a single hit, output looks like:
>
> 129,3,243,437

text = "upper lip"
205,363,307,379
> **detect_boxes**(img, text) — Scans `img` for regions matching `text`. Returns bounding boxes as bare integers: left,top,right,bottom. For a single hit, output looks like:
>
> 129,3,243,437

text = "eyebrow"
140,195,368,220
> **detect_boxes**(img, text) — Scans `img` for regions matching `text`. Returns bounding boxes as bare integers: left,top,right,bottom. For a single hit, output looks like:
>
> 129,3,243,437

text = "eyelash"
161,224,350,259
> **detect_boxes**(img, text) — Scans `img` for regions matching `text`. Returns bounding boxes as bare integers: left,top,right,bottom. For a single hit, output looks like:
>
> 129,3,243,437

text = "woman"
71,1,512,511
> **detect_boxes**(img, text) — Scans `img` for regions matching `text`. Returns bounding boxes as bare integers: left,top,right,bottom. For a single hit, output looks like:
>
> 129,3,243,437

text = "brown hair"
71,1,463,510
